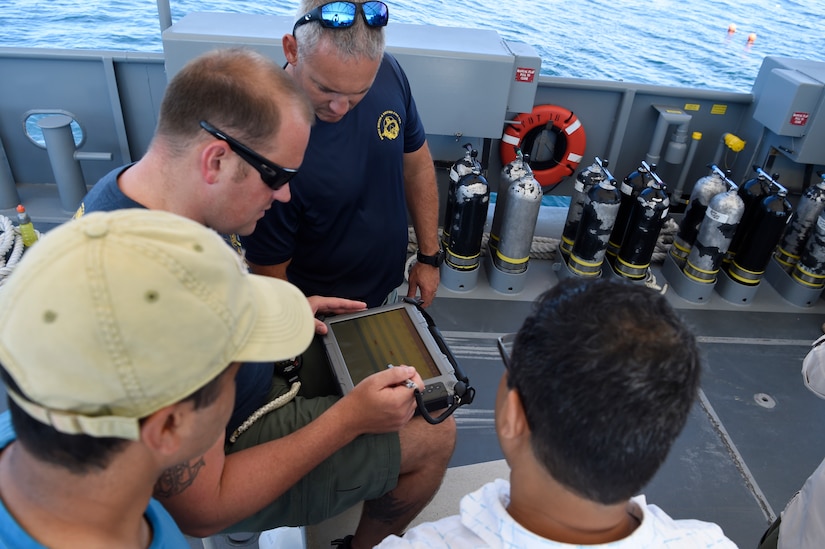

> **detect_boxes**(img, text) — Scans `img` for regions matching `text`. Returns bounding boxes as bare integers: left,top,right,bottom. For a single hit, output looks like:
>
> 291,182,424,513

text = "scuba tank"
614,169,670,280
442,143,482,251
683,183,745,284
489,147,533,258
726,171,792,286
775,172,825,273
725,167,773,266
670,166,729,267
559,158,603,257
443,145,490,275
606,162,653,260
568,159,621,278
491,168,543,274
793,209,825,291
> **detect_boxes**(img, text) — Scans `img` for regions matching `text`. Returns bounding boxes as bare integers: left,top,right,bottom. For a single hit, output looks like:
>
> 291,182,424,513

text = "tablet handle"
414,382,476,425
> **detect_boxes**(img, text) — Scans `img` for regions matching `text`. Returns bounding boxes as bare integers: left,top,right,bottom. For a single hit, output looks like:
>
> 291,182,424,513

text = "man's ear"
200,141,229,185
140,404,187,456
498,388,530,441
283,34,299,66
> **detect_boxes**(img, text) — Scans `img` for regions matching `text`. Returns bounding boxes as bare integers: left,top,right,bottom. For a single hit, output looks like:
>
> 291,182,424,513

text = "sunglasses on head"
293,1,389,35
200,121,297,191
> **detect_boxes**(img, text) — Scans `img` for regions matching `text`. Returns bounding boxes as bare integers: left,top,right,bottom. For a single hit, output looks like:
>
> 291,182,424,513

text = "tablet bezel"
322,302,457,396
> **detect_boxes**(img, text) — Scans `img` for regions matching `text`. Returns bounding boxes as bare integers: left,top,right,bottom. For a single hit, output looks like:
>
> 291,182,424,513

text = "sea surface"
0,0,823,93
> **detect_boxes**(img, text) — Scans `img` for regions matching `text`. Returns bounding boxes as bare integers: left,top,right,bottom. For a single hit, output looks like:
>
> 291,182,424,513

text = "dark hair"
1,366,227,475
507,277,701,504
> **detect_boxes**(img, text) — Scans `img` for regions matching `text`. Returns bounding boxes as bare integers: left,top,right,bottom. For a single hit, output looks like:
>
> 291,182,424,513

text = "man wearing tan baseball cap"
0,209,315,548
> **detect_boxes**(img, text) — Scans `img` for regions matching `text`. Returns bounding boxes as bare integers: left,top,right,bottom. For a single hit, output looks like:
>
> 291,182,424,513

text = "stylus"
386,364,417,389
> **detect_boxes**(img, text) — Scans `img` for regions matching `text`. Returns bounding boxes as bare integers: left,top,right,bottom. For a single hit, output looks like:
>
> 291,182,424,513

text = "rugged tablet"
322,300,473,418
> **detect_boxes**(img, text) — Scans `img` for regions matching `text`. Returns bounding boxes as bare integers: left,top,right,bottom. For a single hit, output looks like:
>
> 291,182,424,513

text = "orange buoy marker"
728,23,737,34
747,33,757,44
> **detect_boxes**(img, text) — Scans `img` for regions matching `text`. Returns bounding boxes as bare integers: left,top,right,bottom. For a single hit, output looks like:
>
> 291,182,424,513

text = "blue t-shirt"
0,411,188,548
242,53,427,308
78,168,273,438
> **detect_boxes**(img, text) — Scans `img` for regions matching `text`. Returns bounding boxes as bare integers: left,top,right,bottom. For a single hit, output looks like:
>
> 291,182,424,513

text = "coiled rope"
0,214,27,288
406,216,679,293
406,227,560,261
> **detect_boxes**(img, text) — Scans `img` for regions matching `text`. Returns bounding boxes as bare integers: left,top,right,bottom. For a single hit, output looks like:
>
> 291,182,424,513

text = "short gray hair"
294,0,385,61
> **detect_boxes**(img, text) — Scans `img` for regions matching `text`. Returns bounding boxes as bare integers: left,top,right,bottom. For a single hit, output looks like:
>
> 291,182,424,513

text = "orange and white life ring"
500,104,586,188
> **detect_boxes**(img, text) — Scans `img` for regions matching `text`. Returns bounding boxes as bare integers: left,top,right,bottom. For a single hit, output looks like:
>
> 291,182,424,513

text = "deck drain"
754,393,776,409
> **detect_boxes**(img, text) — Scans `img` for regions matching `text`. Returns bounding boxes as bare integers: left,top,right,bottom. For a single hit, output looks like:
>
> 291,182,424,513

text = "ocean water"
1,0,823,93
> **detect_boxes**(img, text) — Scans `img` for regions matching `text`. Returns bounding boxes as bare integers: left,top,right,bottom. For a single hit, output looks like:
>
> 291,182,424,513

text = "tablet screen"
332,307,441,384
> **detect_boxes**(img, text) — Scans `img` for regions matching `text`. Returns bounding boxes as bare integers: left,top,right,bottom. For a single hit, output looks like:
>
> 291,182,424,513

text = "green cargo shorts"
223,336,402,532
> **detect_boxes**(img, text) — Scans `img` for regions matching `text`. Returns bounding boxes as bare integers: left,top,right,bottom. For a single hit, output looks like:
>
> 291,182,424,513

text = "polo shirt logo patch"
377,110,401,141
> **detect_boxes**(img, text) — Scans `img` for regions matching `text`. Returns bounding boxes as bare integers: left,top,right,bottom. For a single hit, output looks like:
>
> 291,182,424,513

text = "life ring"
500,105,586,189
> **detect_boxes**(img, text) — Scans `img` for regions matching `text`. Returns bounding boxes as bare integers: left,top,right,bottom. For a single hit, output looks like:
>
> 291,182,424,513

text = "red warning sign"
515,67,535,83
790,112,809,126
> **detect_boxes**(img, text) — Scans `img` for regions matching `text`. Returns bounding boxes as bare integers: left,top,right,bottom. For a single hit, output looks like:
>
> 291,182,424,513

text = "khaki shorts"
223,336,401,531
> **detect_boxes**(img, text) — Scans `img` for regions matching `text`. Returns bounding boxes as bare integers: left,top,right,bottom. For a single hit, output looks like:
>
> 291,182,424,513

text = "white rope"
227,381,301,444
407,228,561,261
0,214,26,288
407,215,679,289
650,217,679,264
407,218,680,267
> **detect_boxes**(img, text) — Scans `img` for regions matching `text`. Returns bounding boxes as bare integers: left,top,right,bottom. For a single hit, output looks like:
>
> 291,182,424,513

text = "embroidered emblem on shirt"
377,111,401,141
223,233,251,270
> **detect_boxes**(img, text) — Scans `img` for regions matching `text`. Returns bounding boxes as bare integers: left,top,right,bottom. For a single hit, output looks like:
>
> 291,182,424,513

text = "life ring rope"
501,104,586,189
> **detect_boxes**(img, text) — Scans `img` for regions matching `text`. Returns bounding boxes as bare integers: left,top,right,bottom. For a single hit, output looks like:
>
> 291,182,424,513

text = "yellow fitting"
692,131,703,140
723,133,746,152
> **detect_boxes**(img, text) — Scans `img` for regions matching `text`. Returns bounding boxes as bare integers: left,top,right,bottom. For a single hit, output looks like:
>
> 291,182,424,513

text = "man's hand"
307,295,367,334
338,366,424,434
406,262,439,308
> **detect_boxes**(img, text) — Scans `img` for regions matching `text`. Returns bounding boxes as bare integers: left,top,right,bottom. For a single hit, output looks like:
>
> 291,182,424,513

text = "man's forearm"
160,399,361,537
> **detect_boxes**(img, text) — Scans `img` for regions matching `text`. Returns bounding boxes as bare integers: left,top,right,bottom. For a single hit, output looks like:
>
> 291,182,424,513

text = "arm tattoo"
154,457,206,498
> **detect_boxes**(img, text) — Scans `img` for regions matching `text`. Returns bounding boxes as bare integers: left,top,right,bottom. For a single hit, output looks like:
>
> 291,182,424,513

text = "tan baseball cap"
0,209,315,440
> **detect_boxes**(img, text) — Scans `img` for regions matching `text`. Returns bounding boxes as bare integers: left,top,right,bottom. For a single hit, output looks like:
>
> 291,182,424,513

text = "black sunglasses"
497,333,516,371
293,1,389,35
200,120,297,191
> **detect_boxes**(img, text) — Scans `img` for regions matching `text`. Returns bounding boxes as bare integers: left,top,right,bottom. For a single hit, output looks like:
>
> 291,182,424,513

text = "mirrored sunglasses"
293,1,389,35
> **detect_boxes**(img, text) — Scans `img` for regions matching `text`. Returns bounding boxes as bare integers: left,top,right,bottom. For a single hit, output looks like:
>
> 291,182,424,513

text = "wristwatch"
417,248,445,267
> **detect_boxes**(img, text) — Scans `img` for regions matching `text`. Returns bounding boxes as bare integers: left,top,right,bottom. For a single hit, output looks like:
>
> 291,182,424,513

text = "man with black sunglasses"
74,47,448,548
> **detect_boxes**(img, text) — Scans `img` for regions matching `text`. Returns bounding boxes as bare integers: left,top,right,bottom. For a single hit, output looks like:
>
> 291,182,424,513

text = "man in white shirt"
758,333,825,549
377,278,738,548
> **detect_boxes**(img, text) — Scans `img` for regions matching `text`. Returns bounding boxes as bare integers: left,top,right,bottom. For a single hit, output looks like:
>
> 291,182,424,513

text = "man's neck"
0,441,156,548
507,468,640,544
119,153,205,224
